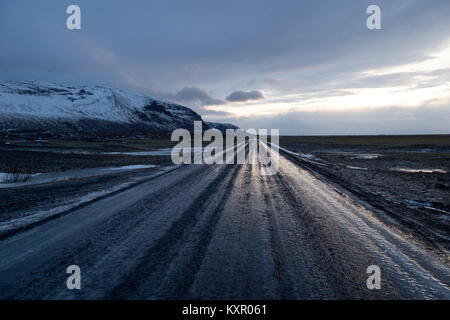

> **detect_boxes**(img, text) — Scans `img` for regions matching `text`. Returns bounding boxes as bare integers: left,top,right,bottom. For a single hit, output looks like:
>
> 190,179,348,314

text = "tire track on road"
0,164,219,299
258,166,298,299
108,163,242,299
270,159,392,298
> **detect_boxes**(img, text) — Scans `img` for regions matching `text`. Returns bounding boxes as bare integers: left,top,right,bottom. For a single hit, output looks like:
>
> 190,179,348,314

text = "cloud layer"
1,0,450,134
226,90,264,102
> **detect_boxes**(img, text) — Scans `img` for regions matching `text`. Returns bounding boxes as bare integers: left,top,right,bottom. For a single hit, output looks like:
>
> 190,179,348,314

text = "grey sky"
1,0,450,134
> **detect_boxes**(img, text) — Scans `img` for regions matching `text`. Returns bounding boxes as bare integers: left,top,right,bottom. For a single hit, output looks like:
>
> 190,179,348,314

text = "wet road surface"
0,145,449,299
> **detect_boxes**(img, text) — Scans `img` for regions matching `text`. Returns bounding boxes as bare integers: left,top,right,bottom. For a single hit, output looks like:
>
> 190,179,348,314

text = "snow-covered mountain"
204,121,239,132
0,81,236,138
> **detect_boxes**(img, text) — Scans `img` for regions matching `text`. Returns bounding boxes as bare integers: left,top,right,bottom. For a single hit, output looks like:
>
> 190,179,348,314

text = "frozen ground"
0,165,176,238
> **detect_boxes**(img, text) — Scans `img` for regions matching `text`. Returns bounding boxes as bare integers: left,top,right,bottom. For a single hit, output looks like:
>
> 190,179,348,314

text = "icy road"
0,147,449,299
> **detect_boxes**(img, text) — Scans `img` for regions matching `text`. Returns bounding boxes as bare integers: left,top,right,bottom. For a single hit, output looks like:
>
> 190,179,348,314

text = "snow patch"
391,167,447,174
0,164,158,188
0,166,176,237
350,153,382,159
345,165,368,170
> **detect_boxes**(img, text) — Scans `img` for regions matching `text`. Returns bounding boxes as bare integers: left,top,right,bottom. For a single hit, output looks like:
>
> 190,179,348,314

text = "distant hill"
204,121,239,132
0,81,237,138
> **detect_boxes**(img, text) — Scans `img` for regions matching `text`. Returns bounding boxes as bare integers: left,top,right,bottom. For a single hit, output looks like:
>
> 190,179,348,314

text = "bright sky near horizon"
1,0,450,134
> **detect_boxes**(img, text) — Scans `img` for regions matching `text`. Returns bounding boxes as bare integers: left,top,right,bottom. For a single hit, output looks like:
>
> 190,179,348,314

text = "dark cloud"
201,109,233,116
226,90,264,102
166,86,224,106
